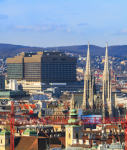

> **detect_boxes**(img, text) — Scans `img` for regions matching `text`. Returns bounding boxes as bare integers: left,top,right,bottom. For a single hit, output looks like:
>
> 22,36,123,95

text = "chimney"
73,139,77,144
79,139,83,144
85,140,90,145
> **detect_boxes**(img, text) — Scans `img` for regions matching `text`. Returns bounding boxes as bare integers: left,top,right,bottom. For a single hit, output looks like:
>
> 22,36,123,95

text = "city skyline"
0,0,127,47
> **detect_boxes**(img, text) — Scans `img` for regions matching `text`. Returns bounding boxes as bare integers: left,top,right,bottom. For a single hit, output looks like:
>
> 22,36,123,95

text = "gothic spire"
70,93,75,110
104,42,109,73
85,42,91,74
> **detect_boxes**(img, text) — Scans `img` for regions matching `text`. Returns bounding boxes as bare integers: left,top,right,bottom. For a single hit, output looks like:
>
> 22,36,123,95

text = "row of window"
42,70,75,71
42,67,75,69
7,64,23,66
8,63,76,65
25,76,41,78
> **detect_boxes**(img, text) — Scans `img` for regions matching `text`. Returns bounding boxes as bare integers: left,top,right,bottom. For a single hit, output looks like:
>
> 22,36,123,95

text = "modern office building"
0,74,5,89
7,51,77,83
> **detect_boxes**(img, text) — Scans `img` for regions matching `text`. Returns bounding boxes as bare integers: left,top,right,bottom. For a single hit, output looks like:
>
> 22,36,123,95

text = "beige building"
0,129,10,150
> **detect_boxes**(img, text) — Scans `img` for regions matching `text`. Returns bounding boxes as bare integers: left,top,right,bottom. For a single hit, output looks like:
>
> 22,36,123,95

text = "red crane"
10,101,14,150
1,101,126,150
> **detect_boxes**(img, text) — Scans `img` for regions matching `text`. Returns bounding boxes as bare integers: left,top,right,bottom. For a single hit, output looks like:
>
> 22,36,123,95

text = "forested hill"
0,43,127,58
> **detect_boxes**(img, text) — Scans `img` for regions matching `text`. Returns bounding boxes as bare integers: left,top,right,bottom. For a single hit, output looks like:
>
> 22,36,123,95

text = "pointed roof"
85,42,91,74
104,42,109,73
68,108,80,125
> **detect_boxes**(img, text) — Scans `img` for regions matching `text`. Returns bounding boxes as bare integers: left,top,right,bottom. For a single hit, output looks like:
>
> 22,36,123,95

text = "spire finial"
85,42,91,74
106,42,108,47
104,42,109,72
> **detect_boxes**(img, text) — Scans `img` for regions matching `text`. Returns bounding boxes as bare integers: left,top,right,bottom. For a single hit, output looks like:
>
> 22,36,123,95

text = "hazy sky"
0,0,127,47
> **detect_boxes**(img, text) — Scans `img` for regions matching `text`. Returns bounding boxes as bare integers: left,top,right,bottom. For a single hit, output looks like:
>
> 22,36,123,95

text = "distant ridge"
0,43,127,58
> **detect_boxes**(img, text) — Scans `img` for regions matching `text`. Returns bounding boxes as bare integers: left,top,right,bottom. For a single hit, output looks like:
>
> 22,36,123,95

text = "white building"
9,79,18,90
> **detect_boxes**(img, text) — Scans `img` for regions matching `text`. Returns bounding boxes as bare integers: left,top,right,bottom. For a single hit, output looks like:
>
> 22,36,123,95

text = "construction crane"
0,101,126,150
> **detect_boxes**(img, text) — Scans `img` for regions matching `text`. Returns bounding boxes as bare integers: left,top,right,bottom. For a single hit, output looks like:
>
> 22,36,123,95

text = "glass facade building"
41,62,76,83
0,74,5,89
7,63,23,79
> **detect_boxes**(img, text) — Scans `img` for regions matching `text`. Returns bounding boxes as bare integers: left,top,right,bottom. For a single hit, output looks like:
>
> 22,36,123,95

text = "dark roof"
74,93,83,108
106,125,118,130
118,135,124,143
71,134,120,148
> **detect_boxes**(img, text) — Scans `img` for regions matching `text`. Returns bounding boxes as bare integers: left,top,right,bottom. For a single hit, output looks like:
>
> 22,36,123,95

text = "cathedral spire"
102,42,112,117
85,42,91,74
104,42,109,73
82,42,94,109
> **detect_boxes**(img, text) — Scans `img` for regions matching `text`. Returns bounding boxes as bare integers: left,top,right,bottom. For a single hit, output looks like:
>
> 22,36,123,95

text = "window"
76,133,79,140
69,133,71,139
53,58,57,60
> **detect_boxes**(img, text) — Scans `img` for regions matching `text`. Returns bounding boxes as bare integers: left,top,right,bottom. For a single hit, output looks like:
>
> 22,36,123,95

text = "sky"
0,0,127,47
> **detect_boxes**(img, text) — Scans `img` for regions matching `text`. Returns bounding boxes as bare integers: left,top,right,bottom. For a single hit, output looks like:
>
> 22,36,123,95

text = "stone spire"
70,93,75,111
102,42,112,117
104,42,109,74
82,42,94,109
85,42,91,74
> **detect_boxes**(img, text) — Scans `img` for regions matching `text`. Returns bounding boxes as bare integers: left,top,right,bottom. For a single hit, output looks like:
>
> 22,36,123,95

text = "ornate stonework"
82,42,94,109
102,43,112,117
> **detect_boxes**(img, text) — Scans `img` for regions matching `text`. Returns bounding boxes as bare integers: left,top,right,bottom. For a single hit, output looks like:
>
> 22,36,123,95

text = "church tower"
102,43,112,117
66,94,82,148
82,42,94,109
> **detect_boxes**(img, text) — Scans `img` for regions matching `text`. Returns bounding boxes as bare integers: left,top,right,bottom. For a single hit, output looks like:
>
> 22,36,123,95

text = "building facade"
0,74,5,89
7,51,77,83
66,95,82,148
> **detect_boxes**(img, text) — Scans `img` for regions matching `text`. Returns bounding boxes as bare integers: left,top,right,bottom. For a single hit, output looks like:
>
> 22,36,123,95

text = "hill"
0,43,127,58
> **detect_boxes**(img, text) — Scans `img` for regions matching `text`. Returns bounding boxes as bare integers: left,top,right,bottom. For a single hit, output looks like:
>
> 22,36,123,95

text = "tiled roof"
74,94,83,108
15,136,37,150
58,137,65,147
50,144,61,149
29,139,38,150
71,143,90,148
106,125,118,130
